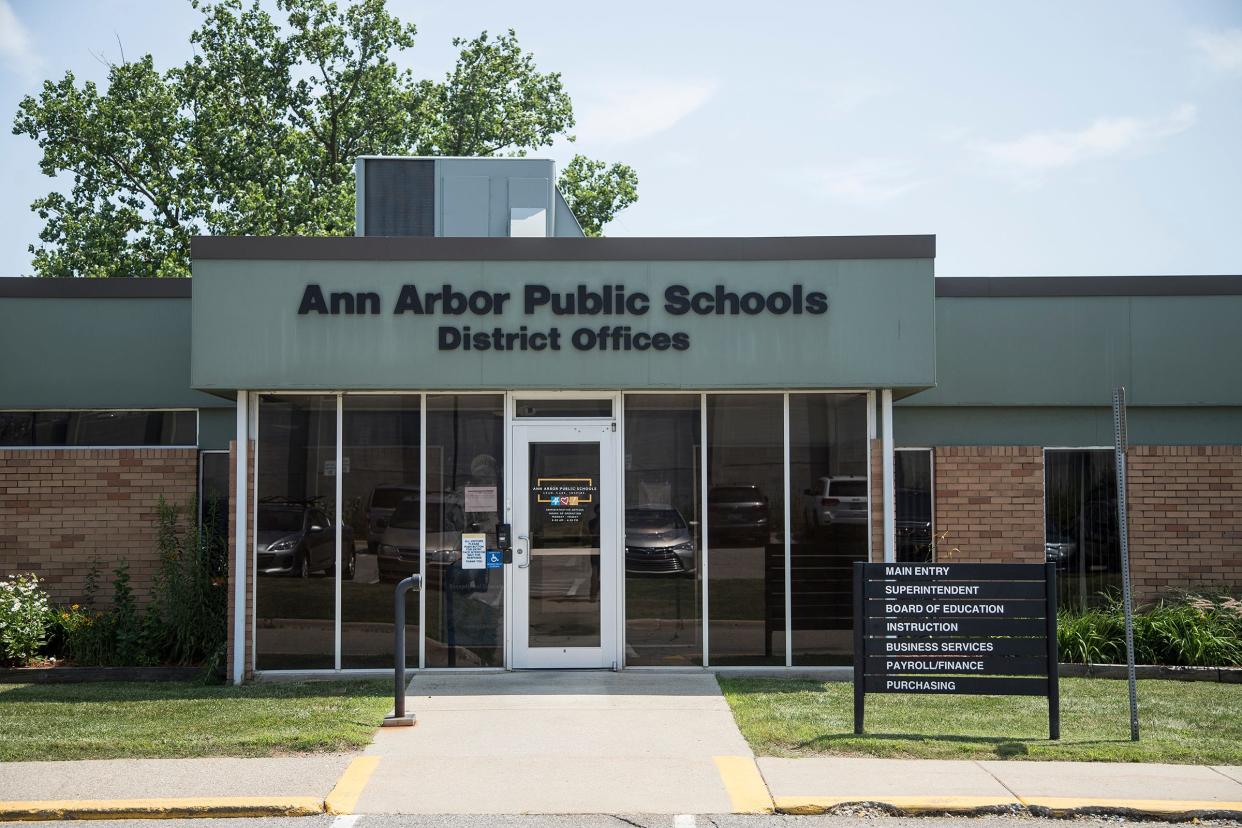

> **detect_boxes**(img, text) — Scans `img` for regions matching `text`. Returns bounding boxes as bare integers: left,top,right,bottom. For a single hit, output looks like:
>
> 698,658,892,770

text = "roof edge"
936,275,1242,298
0,278,191,299
191,235,937,262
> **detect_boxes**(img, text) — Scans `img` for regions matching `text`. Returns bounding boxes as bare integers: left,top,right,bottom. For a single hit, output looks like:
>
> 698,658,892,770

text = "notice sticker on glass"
461,533,487,569
464,486,497,513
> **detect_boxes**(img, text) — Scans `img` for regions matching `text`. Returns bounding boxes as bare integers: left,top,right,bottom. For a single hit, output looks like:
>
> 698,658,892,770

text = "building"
1,157,1239,683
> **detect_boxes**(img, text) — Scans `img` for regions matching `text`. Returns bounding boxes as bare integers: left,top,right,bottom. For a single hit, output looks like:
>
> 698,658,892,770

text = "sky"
0,0,1239,278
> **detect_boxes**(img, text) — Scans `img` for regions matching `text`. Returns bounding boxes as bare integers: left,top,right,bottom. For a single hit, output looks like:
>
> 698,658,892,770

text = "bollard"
382,573,422,727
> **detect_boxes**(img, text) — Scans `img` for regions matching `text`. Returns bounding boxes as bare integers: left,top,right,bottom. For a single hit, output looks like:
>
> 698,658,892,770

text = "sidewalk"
759,756,1242,817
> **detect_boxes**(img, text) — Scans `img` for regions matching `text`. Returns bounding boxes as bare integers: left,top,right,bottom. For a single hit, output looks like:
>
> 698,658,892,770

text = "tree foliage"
13,0,638,277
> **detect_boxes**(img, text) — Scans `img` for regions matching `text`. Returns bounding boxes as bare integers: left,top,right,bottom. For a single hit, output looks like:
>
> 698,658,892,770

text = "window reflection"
624,395,702,666
1045,449,1120,612
342,395,420,668
707,394,784,666
425,395,505,667
254,395,337,670
789,393,869,665
895,449,934,563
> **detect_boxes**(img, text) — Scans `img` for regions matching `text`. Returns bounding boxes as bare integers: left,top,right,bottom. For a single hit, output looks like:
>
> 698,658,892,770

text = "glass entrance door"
511,422,617,668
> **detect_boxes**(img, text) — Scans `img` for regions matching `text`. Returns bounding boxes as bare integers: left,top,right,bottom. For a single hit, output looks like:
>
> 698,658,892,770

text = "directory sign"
853,562,1060,739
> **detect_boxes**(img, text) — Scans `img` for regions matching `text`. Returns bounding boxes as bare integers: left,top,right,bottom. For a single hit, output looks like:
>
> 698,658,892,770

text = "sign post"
853,561,1060,740
1113,386,1140,741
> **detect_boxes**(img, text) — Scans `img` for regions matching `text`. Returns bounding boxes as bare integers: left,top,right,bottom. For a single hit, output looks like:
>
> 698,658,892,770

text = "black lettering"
330,292,354,315
633,332,652,351
651,332,671,350
443,285,468,315
394,284,425,314
672,332,690,351
664,285,690,315
525,285,551,314
714,285,740,315
571,328,596,350
766,291,792,314
298,284,329,315
627,292,650,315
740,291,765,314
357,292,381,315
806,291,829,314
438,326,461,350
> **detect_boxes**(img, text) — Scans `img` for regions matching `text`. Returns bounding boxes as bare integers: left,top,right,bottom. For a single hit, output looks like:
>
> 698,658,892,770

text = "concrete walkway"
758,756,1242,816
354,670,763,814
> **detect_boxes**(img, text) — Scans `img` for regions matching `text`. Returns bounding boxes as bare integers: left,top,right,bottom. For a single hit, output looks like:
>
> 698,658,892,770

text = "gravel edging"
1058,663,1242,682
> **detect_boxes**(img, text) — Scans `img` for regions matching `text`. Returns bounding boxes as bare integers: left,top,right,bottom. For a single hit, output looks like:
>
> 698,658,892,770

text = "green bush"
1058,592,1242,667
60,499,227,673
0,573,52,666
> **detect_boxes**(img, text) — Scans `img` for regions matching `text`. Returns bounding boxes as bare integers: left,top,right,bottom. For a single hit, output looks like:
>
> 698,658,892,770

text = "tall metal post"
852,561,865,734
1112,387,1139,741
383,574,422,727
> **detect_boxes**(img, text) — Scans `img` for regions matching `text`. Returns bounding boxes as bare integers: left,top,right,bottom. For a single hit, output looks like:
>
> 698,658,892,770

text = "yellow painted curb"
325,755,382,815
713,755,775,814
775,795,1020,815
0,796,323,821
1021,796,1242,818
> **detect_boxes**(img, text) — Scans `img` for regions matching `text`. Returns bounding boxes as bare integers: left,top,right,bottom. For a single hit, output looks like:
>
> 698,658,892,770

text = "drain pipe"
382,574,422,727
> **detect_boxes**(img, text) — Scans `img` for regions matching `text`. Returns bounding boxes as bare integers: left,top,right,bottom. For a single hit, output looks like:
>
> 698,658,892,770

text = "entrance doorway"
511,421,618,667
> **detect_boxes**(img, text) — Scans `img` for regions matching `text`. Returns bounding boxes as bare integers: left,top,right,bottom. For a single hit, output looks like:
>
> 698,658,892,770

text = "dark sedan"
256,501,355,579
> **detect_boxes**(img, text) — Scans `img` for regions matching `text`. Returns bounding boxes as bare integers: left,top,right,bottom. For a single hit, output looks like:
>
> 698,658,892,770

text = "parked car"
377,495,466,583
256,499,355,579
365,483,420,554
708,484,770,547
625,506,695,575
802,476,868,532
1044,524,1079,564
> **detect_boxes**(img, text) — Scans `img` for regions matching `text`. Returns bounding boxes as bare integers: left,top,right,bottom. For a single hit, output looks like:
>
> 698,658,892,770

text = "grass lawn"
718,676,1242,764
0,680,392,762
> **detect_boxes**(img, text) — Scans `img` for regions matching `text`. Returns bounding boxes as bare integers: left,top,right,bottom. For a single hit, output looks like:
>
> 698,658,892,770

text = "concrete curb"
0,796,324,821
773,795,1242,820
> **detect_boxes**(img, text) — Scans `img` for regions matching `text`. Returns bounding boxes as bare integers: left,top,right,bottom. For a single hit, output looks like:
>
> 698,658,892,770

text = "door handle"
516,534,530,569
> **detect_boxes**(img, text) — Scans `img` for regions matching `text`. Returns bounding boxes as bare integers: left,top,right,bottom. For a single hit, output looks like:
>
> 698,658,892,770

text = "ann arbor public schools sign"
296,283,829,352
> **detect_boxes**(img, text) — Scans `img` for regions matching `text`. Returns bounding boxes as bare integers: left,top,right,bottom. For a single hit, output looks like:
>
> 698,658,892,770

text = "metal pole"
853,561,865,735
1045,562,1060,740
1112,387,1139,741
383,574,422,727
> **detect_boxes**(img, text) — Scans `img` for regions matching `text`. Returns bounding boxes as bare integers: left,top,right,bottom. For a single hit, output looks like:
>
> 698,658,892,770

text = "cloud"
975,104,1197,182
1193,28,1242,73
0,0,42,82
804,159,923,205
574,80,716,145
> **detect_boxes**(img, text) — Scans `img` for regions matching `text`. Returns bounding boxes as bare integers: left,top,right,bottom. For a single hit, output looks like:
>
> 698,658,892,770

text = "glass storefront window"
254,395,337,670
623,395,702,666
706,394,784,666
0,410,196,446
1045,449,1121,612
895,449,934,563
789,393,869,665
342,395,421,668
425,395,505,667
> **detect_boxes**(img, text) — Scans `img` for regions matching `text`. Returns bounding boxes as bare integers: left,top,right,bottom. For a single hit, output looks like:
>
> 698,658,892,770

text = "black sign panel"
854,561,1060,740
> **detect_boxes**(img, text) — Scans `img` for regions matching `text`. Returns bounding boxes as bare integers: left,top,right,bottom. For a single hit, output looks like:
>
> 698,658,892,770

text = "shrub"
1058,591,1242,667
0,573,52,666
148,498,228,670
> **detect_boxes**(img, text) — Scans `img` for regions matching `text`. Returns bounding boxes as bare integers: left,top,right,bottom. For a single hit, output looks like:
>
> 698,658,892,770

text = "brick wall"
1128,445,1242,602
225,440,256,680
0,448,198,604
933,446,1044,563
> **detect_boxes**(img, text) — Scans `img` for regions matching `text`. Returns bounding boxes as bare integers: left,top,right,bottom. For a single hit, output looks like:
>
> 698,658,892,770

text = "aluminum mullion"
783,393,792,668
419,392,427,670
700,393,709,668
334,394,343,672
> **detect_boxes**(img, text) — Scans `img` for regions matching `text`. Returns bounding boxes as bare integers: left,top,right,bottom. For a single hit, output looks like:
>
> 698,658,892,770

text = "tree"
557,156,638,237
12,0,638,277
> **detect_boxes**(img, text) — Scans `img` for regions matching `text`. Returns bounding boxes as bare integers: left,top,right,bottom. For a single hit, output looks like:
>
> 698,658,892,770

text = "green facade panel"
190,257,937,391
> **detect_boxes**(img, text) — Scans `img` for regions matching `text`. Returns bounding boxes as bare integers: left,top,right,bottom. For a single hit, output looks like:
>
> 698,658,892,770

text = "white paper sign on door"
464,486,497,512
461,533,487,569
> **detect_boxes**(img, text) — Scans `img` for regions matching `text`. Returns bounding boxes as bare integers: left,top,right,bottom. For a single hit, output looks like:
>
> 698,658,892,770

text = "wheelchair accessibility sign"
485,550,503,569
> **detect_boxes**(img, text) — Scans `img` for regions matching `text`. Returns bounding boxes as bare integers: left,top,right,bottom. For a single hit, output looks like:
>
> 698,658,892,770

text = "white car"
803,475,868,530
